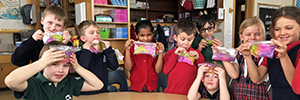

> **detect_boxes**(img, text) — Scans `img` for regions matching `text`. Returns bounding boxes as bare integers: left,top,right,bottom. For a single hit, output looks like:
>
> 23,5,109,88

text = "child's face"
199,22,216,39
136,27,153,42
273,17,300,45
43,62,70,84
202,72,219,91
41,14,66,33
174,32,195,50
80,25,101,43
240,25,262,43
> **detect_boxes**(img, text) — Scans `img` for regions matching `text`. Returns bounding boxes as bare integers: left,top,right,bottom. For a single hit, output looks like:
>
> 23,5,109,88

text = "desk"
73,92,209,100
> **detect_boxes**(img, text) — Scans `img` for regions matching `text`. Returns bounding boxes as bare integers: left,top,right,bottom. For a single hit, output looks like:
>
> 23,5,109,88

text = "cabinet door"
0,63,18,88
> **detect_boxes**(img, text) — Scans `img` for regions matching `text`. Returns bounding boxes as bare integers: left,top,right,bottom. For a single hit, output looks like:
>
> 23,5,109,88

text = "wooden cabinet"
62,0,76,27
0,55,18,88
75,0,130,52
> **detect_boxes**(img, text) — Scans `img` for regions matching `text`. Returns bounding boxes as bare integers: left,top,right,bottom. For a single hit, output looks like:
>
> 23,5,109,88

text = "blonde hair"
78,20,99,36
42,5,68,26
239,16,265,43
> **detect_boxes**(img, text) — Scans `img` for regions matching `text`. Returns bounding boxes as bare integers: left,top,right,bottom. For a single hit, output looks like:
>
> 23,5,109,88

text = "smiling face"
136,27,153,42
80,25,101,43
202,72,219,91
43,62,70,85
174,32,195,50
273,17,300,45
200,22,216,39
41,14,66,33
239,25,262,43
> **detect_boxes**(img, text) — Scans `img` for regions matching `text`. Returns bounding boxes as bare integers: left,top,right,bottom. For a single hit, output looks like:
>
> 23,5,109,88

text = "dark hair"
174,20,197,36
43,5,68,26
195,14,216,31
135,20,154,35
78,20,99,36
270,6,300,39
39,41,66,59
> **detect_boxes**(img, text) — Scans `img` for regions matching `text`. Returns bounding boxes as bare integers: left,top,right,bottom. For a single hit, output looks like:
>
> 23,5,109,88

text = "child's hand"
198,39,207,51
214,67,226,81
189,51,199,59
40,48,65,67
198,64,209,77
100,40,111,49
212,38,222,47
69,53,80,71
82,41,93,50
271,39,287,58
32,29,44,41
125,39,135,50
62,31,71,44
174,47,186,55
156,42,165,54
238,43,252,57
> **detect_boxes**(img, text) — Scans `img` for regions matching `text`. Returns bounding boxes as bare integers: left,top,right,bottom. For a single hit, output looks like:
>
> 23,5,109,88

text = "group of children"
4,5,300,100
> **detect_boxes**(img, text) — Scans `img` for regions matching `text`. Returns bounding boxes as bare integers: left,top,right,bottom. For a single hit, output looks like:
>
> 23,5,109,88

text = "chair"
108,70,129,91
107,85,116,92
157,73,168,92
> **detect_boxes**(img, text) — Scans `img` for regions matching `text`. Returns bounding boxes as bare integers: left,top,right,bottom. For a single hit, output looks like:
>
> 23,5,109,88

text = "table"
73,92,210,100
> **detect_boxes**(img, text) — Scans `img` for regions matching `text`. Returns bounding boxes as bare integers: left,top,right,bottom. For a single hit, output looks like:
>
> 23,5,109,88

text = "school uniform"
198,84,220,100
163,46,205,95
261,40,300,100
76,46,118,94
14,72,84,100
232,54,270,100
123,44,159,92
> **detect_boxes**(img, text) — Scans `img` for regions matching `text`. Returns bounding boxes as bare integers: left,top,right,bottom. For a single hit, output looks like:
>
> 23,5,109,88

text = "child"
187,64,230,100
191,14,223,63
163,20,205,95
11,5,71,67
5,41,103,100
245,6,300,100
222,16,271,99
76,20,119,94
124,20,165,92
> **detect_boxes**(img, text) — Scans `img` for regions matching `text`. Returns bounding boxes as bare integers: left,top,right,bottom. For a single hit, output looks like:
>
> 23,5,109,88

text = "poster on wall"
0,0,30,32
258,3,280,36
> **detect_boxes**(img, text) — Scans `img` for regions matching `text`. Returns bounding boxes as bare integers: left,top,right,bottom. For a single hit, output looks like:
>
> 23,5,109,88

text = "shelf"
96,22,128,24
131,22,177,26
69,17,75,20
68,2,75,5
94,4,127,9
68,9,75,12
149,9,178,12
130,8,146,11
102,38,128,41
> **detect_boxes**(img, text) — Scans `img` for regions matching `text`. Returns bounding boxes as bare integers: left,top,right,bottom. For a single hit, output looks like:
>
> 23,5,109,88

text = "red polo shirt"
123,44,159,92
163,47,205,95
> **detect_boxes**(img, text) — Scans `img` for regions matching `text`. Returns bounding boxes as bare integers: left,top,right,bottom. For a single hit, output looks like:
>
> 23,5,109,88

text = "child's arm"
11,30,44,66
197,39,207,51
124,39,135,71
154,42,165,73
69,54,103,91
222,61,239,79
272,39,295,86
187,64,209,100
246,56,268,84
215,67,230,100
163,47,183,74
102,40,119,70
5,48,65,92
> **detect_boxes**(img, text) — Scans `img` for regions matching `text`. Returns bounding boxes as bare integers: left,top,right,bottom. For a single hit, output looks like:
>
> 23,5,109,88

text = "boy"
163,20,205,95
76,20,118,94
191,15,222,63
187,64,230,100
5,41,103,100
11,5,71,67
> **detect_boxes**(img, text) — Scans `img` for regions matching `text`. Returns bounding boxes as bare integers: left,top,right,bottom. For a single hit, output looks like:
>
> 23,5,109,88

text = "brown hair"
42,5,68,26
270,6,300,39
78,20,99,36
175,20,197,36
39,41,66,59
239,16,265,43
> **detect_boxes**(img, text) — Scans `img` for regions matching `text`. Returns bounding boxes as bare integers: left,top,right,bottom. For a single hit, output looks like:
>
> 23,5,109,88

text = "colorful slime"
134,42,158,57
249,41,276,58
178,53,196,65
212,47,236,62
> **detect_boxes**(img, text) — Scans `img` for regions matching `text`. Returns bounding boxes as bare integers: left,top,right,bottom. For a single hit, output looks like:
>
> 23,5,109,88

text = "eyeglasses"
199,26,214,33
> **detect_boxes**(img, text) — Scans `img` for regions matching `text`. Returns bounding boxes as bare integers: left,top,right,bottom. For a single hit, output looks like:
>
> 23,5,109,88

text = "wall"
222,0,234,48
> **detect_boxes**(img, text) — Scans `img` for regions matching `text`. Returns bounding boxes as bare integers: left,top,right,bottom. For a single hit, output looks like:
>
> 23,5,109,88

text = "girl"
246,6,300,100
124,20,165,92
222,16,271,100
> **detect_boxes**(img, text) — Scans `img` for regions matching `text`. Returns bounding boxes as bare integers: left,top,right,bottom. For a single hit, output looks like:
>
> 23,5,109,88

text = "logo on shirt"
65,94,72,100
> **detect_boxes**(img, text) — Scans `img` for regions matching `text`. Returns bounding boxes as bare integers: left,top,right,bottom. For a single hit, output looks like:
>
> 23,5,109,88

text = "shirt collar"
36,72,68,85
